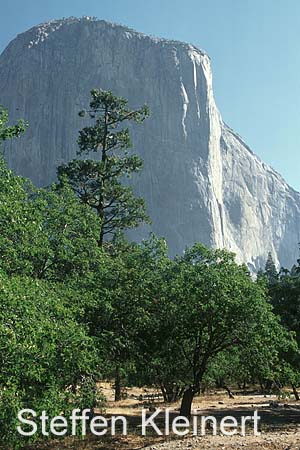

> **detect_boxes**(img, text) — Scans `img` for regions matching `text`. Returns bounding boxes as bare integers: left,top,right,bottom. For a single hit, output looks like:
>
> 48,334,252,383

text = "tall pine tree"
58,90,150,246
264,251,278,284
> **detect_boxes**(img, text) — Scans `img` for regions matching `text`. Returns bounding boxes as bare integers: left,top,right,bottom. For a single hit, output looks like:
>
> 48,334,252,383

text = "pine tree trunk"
98,110,108,248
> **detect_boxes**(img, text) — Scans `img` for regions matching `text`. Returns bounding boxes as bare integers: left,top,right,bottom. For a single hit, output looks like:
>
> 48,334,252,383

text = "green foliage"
0,100,299,443
0,106,27,144
74,235,169,399
259,253,300,396
0,158,101,279
270,273,300,338
58,89,150,246
138,244,291,415
31,184,101,279
0,275,102,448
264,251,278,284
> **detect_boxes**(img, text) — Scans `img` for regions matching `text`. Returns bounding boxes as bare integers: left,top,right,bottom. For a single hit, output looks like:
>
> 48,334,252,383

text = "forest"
0,90,299,449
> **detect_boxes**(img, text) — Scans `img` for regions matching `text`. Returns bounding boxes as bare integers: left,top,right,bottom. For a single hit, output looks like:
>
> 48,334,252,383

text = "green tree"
0,107,101,280
268,270,300,400
74,235,168,401
0,105,27,144
0,160,101,280
142,244,290,417
0,107,103,447
0,275,102,448
264,251,278,284
58,89,150,246
30,184,101,280
203,334,295,398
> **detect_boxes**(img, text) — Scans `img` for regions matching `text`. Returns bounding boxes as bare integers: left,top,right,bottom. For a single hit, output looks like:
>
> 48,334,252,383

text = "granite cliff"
0,17,299,270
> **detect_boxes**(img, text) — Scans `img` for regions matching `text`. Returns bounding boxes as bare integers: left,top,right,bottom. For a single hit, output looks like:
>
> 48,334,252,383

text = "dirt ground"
27,383,300,450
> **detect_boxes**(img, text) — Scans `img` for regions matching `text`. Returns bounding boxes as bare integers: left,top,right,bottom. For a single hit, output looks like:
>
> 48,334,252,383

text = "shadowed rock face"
0,17,299,269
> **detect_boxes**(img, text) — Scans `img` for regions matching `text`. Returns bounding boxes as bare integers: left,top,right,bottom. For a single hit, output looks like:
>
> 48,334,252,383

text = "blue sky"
1,0,299,190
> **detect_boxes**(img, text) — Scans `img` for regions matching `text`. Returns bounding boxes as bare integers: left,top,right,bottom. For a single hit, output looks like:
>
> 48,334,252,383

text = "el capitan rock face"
0,17,299,270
